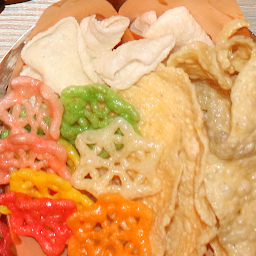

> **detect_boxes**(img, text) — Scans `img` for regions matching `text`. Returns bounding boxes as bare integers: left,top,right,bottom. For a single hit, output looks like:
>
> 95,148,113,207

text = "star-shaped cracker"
71,117,162,199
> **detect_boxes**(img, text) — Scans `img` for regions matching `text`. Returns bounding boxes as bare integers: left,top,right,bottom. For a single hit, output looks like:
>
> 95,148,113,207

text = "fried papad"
119,64,210,256
167,19,256,160
166,19,256,256
204,152,256,256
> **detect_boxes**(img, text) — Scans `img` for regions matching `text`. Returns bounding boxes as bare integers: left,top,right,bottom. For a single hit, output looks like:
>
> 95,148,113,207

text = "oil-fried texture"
167,19,256,256
119,64,209,256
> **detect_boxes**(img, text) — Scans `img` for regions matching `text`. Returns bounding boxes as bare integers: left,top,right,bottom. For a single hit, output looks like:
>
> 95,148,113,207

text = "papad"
166,17,256,256
167,20,256,160
203,152,256,256
119,64,209,256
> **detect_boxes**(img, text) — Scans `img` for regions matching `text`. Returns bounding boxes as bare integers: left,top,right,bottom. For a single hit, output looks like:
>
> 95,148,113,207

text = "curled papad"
166,18,256,256
119,64,209,256
167,19,256,160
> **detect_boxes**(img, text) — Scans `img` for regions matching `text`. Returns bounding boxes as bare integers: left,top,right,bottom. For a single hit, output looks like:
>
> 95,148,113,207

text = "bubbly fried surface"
167,19,256,256
120,64,209,256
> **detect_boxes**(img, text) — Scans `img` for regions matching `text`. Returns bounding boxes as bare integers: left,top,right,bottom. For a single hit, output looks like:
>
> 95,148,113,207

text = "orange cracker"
67,193,153,256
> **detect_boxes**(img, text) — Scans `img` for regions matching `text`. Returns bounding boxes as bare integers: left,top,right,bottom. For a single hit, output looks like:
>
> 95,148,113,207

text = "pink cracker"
0,133,71,184
0,76,63,141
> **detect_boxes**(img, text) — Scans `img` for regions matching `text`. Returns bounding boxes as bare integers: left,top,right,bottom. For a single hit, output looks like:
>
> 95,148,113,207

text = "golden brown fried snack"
167,18,256,256
119,64,209,256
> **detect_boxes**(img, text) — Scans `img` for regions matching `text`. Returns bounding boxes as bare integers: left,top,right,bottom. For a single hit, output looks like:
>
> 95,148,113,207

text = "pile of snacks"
0,0,255,256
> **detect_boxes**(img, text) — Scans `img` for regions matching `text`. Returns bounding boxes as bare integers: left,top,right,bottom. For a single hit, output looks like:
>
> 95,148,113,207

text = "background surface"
0,0,255,59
